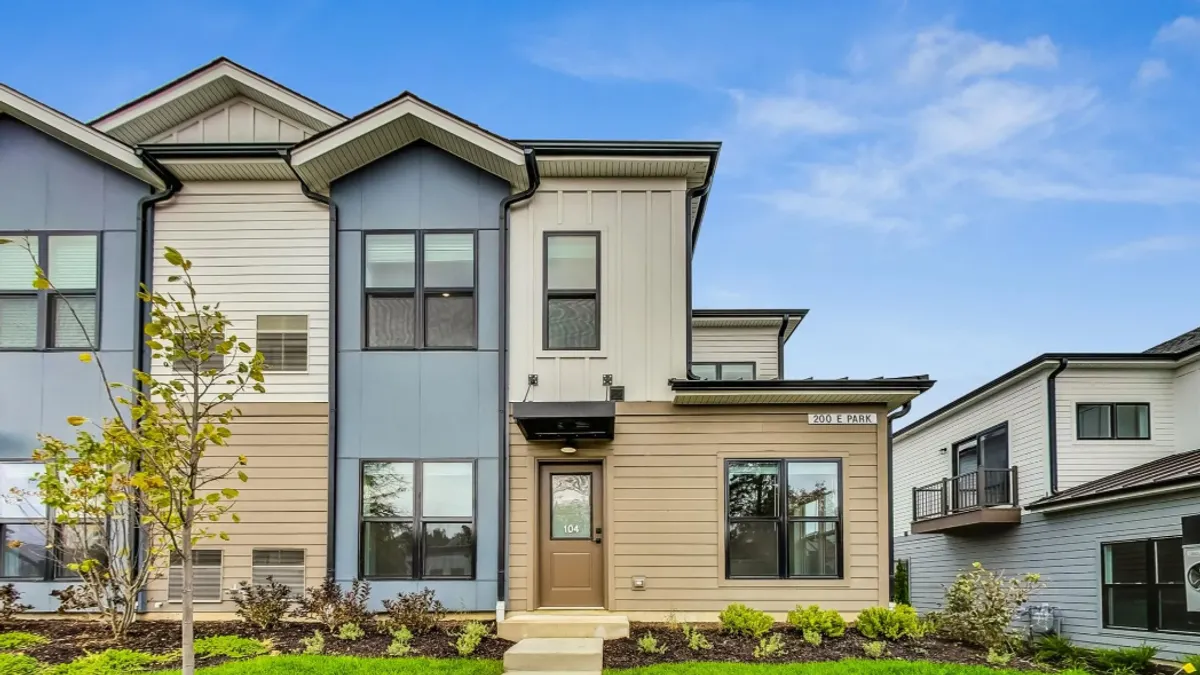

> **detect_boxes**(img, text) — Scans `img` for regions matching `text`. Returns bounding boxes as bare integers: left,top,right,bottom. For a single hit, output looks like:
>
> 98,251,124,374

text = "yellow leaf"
78,353,92,363
218,532,230,541
231,513,241,523
66,416,87,427
32,277,50,290
1185,664,1196,674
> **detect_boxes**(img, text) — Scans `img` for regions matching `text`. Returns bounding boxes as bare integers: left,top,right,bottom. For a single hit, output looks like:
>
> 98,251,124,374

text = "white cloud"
1135,59,1171,87
903,27,1057,83
1092,235,1197,261
1154,16,1200,45
731,91,858,135
977,170,1200,205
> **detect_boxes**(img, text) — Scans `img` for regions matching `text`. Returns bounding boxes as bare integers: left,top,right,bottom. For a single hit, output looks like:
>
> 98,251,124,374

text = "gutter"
684,156,718,378
496,150,541,617
1046,358,1068,494
886,401,911,602
139,143,293,159
776,313,790,379
282,152,339,578
131,149,182,613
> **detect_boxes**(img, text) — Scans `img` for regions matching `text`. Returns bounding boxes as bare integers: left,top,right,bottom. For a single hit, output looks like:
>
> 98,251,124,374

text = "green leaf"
221,487,239,499
0,238,10,245
231,513,241,523
218,532,230,541
167,275,181,283
237,471,248,483
164,248,184,266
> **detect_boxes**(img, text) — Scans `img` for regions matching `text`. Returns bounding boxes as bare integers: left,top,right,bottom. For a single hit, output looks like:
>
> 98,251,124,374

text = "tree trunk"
181,518,195,675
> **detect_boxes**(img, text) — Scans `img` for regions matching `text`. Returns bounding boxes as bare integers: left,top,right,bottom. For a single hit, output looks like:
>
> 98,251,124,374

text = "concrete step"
503,637,603,673
498,614,629,641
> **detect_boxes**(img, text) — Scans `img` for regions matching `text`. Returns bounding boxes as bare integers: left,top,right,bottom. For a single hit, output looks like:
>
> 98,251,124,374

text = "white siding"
892,370,1049,537
1177,359,1200,452
691,324,779,379
508,178,688,403
1055,367,1176,490
152,181,329,402
151,97,314,144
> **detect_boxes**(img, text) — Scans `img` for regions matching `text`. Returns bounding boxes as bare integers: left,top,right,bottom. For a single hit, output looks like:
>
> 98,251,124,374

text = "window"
168,550,223,602
0,233,99,350
0,463,46,579
53,523,107,579
364,232,476,349
252,549,305,589
257,315,308,372
544,233,599,350
1102,537,1195,634
694,363,757,381
361,461,475,580
1078,404,1151,440
725,459,842,579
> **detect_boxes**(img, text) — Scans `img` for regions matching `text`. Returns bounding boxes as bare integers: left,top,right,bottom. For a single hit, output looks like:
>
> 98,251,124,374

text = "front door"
538,463,604,608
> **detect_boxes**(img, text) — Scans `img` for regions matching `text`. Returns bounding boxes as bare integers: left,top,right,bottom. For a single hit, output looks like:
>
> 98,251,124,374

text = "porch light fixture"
560,446,578,454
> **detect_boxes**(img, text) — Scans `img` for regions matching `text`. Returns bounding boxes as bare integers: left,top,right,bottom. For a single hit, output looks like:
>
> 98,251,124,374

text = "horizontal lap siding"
146,402,328,611
691,325,780,379
509,403,889,616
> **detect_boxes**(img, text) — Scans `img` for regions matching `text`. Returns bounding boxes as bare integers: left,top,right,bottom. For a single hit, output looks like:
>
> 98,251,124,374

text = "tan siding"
508,403,889,617
692,325,780,379
146,402,328,612
150,97,315,143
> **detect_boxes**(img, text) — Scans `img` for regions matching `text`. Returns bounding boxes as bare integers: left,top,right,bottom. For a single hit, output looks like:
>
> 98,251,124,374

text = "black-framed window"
256,315,308,372
364,232,476,350
361,460,476,580
1078,403,1150,440
0,233,99,350
0,463,47,579
1102,537,1196,634
725,459,842,579
544,232,600,350
694,362,757,381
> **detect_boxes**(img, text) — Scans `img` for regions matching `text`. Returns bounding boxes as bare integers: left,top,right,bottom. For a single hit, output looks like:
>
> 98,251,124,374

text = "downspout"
497,150,540,619
886,401,912,603
684,161,717,379
776,313,790,379
1047,358,1068,495
283,153,339,578
132,149,181,613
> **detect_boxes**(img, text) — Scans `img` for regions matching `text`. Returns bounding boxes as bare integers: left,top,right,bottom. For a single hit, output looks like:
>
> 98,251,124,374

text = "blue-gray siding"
897,490,1200,660
332,143,508,610
0,116,149,609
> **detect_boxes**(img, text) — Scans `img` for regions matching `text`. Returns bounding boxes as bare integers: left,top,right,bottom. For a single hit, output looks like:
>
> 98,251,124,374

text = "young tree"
0,238,265,675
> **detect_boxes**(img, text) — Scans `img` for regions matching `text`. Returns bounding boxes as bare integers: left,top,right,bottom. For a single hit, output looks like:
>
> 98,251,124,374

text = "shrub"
754,633,786,659
0,653,40,675
682,624,711,651
43,649,171,674
894,559,911,605
0,631,49,652
803,628,822,647
194,636,269,659
387,626,414,657
786,604,846,638
1090,645,1158,675
987,648,1013,666
862,641,888,659
233,577,292,630
637,632,666,655
855,605,921,640
294,578,370,631
0,585,30,621
337,622,365,641
454,621,489,657
1034,634,1080,665
380,587,447,634
301,630,325,655
937,561,1041,650
49,585,96,613
719,603,774,638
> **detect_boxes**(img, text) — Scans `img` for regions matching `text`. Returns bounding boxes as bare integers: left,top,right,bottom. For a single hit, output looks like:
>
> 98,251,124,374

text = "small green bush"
753,633,786,659
1090,644,1158,674
681,624,711,651
455,621,490,657
862,641,888,658
0,631,49,652
233,577,293,630
379,587,446,635
719,603,774,638
986,648,1013,666
1185,654,1200,672
893,559,911,605
803,628,822,647
194,635,269,659
938,561,1041,650
301,630,325,655
855,605,921,640
0,653,40,675
387,626,414,657
1034,634,1080,665
337,622,365,641
43,649,171,674
786,604,846,637
637,632,666,655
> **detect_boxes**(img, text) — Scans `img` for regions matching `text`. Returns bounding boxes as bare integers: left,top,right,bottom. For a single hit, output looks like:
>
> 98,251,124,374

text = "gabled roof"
1146,325,1200,355
90,57,346,144
0,84,163,188
1029,448,1200,512
691,308,808,343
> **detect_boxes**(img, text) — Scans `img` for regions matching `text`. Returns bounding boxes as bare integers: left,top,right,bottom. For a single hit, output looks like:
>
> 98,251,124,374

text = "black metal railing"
912,466,1019,522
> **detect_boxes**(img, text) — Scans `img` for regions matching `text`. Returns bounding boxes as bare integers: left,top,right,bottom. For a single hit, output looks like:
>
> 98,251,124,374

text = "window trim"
1100,536,1193,634
251,548,306,589
357,458,478,581
0,231,102,352
693,362,758,381
1077,403,1152,441
167,549,225,604
362,230,479,352
0,460,104,582
723,458,844,581
255,314,309,373
543,231,601,352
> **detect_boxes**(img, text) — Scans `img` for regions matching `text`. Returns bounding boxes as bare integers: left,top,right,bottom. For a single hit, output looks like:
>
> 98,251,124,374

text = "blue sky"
3,0,1198,419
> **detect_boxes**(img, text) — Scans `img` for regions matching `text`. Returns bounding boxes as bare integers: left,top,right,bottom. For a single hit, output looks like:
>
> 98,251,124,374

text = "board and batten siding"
145,403,328,612
150,97,315,143
892,370,1049,538
508,178,688,403
1055,368,1177,491
896,489,1200,661
1177,359,1200,453
152,181,329,402
508,403,889,618
691,325,779,379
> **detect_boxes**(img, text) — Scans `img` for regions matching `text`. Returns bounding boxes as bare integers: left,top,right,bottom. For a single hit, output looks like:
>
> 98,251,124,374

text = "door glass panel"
550,473,592,539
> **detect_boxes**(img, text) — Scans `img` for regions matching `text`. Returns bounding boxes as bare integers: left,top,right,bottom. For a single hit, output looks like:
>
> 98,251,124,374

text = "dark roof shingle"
1145,325,1200,355
1029,448,1200,510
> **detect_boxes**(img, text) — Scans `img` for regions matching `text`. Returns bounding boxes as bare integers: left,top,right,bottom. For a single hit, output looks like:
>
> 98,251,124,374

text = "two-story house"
892,326,1200,659
1,58,935,625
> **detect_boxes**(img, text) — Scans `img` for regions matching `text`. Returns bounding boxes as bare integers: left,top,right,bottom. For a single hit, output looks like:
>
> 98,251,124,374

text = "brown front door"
538,463,605,608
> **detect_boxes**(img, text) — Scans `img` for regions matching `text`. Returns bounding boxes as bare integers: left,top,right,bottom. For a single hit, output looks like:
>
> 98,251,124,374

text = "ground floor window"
168,550,224,602
360,460,476,580
1102,536,1196,633
1,462,47,579
725,458,842,579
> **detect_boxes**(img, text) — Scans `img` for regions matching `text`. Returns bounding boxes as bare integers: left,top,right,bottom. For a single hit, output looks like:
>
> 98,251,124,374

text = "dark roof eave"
670,377,934,392
692,308,809,319
1028,474,1200,511
139,142,292,159
514,139,722,156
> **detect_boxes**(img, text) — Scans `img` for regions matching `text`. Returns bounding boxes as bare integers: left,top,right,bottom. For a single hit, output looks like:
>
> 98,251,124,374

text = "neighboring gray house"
893,325,1200,659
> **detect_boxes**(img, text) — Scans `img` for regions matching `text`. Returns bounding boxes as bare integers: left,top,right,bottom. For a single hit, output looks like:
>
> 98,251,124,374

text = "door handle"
593,537,603,544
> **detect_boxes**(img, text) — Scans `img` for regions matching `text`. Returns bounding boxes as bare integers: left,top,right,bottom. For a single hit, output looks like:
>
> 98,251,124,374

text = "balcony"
911,467,1021,535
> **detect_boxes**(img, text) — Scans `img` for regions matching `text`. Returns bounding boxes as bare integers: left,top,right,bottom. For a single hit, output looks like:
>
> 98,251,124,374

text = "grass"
605,664,1050,675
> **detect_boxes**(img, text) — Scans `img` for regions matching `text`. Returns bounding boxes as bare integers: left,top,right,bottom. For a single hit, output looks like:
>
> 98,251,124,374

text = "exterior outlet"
631,576,646,590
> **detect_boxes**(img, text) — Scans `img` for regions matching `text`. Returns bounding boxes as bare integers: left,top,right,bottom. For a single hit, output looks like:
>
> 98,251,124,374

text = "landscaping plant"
719,602,775,638
233,577,293,630
936,562,1041,650
638,632,667,655
855,605,922,640
388,626,415,657
42,648,172,674
986,648,1013,666
862,641,888,659
296,578,371,631
0,653,40,675
301,630,325,656
0,585,30,621
0,631,49,652
787,604,846,638
894,559,911,605
754,633,787,659
682,624,712,651
454,622,490,657
338,623,366,641
1089,645,1158,674
380,587,447,634
1034,634,1081,666
194,636,269,659
803,628,822,647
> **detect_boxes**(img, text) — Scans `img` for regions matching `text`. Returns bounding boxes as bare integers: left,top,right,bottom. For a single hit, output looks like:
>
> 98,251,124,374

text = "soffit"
672,389,923,409
158,158,296,182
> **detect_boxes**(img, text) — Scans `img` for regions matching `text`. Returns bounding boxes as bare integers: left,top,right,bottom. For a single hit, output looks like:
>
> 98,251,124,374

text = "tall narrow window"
0,236,39,349
0,463,47,579
365,233,417,348
0,233,99,350
256,315,308,371
545,233,600,350
423,233,475,348
48,235,98,348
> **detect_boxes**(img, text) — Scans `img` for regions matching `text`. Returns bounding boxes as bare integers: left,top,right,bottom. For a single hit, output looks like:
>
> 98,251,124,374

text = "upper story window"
952,423,1009,474
544,233,600,350
1078,403,1150,440
0,233,99,350
694,362,756,381
257,315,308,372
364,232,476,350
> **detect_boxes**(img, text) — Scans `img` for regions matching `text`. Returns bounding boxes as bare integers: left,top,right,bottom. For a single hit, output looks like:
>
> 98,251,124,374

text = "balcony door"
952,424,1009,510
